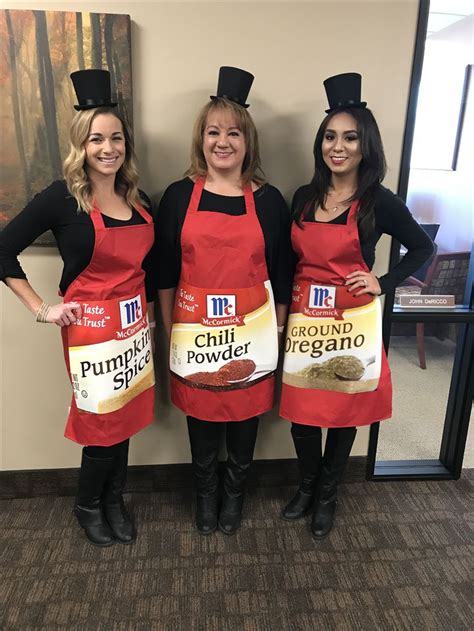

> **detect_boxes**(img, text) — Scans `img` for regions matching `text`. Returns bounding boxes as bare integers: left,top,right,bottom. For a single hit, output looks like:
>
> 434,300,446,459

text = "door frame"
366,0,474,481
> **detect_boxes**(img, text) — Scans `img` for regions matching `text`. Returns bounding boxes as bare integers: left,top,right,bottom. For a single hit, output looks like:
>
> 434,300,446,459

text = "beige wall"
0,1,419,470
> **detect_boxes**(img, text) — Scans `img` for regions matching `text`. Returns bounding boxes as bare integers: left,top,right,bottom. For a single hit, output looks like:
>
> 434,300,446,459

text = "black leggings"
291,423,357,441
84,439,129,459
186,416,259,457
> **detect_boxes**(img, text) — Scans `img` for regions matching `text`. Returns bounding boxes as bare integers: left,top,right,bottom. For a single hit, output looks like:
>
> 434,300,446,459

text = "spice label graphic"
283,281,382,393
170,280,278,390
67,290,155,413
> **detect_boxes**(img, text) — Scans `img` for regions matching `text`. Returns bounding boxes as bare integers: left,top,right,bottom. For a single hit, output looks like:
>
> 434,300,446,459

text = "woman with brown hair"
156,66,292,535
0,70,156,547
280,73,434,539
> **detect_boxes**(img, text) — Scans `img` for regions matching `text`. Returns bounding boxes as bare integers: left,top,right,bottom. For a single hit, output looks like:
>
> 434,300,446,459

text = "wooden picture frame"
0,9,133,245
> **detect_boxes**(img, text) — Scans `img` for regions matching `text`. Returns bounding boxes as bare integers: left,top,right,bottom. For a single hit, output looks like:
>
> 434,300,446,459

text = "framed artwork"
0,9,132,245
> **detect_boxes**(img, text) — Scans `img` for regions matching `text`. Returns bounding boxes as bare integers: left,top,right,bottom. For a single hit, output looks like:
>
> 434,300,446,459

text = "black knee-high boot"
187,417,221,535
74,451,115,547
102,439,136,544
311,427,357,539
282,425,322,521
218,417,259,535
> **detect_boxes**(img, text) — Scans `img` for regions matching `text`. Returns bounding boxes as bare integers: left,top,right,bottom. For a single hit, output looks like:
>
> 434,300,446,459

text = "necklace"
325,203,342,213
323,191,355,213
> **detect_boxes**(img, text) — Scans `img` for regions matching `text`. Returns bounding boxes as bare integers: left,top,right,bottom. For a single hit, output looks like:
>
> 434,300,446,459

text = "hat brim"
210,95,250,109
325,101,367,114
74,102,118,111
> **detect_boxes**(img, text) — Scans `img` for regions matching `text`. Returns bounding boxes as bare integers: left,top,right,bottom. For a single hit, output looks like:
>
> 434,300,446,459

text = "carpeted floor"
1,470,473,630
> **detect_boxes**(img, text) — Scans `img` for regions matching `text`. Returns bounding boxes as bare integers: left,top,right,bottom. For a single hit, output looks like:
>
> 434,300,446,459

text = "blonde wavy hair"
185,99,265,187
63,107,146,213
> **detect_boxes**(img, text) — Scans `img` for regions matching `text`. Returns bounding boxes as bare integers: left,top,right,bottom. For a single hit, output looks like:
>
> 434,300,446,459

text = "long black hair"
294,107,386,239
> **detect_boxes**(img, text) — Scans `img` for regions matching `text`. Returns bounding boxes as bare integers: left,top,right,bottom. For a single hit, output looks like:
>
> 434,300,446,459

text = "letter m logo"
119,294,142,329
309,285,336,308
206,294,236,318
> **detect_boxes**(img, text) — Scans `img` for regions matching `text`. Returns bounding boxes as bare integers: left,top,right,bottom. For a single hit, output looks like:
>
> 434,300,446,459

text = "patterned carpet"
1,468,473,630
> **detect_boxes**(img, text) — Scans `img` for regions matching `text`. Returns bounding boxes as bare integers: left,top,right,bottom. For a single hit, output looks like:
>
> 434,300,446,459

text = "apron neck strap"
90,204,105,229
134,201,152,223
188,177,206,214
243,184,257,217
347,199,360,225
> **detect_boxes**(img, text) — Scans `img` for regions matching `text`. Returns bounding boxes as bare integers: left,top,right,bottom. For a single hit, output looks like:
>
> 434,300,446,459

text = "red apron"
170,177,278,422
61,203,155,446
280,201,392,427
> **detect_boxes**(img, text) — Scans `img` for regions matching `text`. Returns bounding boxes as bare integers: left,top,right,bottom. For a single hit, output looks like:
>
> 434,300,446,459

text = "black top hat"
323,72,367,114
70,69,117,111
210,66,254,109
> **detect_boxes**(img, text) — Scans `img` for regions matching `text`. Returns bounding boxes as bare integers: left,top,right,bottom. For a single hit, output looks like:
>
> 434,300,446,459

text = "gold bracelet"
35,301,51,323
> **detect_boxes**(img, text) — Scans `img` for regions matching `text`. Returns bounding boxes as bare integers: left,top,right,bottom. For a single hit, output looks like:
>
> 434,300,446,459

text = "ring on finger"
363,279,368,287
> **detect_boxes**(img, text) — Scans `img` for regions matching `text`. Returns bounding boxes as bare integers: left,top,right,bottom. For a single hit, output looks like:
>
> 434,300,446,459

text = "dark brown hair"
294,107,386,238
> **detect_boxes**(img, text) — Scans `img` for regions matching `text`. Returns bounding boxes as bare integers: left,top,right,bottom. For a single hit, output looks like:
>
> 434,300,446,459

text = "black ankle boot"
104,499,136,543
196,494,218,535
282,426,322,521
102,441,136,544
282,480,316,521
74,453,115,547
187,417,220,535
310,427,356,540
218,417,259,535
218,494,243,535
311,490,337,539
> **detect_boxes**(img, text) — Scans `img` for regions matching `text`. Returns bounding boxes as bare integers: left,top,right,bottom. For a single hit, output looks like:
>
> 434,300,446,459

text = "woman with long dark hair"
156,67,292,535
280,73,433,538
0,70,156,547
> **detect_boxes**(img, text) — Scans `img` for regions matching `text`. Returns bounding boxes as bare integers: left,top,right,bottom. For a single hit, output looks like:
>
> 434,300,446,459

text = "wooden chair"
395,251,470,369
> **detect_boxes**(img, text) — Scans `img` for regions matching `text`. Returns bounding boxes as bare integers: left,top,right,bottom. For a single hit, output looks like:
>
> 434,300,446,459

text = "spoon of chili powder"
218,359,256,382
185,359,257,386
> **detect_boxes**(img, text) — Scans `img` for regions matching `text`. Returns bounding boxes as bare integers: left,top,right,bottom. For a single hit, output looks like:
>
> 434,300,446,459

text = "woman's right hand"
46,302,82,327
4,278,82,327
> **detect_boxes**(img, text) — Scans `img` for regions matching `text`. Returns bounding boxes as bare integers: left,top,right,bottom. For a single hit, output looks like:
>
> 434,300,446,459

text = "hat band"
79,98,116,107
331,99,366,109
219,94,246,107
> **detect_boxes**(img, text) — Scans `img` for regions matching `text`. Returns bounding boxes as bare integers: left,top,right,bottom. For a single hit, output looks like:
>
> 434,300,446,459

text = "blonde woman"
0,70,156,547
156,67,292,535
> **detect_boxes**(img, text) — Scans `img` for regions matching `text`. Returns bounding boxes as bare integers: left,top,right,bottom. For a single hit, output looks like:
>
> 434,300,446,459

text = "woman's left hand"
345,270,381,296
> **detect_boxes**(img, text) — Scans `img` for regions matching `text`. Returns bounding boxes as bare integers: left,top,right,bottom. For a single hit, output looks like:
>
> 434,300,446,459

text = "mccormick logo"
119,294,142,329
206,295,236,318
309,285,336,309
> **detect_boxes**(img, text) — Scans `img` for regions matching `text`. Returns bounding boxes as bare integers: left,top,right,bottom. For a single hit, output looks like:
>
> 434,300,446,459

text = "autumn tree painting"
0,10,132,244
